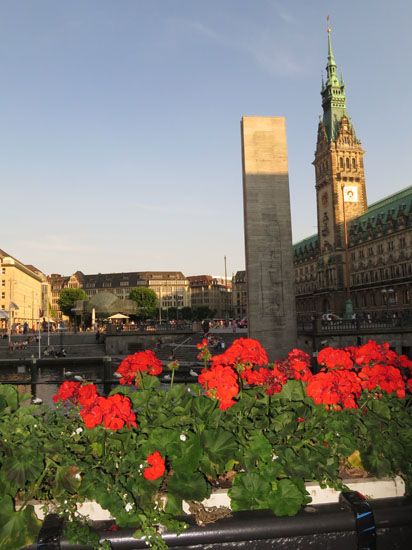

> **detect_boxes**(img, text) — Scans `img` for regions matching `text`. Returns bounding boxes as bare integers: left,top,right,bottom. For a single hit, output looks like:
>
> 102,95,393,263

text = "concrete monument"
241,116,297,360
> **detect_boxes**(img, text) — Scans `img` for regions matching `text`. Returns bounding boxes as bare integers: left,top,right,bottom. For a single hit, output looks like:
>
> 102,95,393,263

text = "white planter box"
182,476,405,513
30,476,406,521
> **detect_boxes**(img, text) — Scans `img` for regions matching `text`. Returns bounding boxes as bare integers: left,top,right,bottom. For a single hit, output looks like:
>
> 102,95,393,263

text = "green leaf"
3,452,44,489
173,434,202,473
201,429,237,468
278,380,306,402
140,373,161,389
228,473,270,511
369,399,391,420
90,442,103,457
272,412,295,433
243,434,272,468
0,385,19,411
167,471,210,501
191,396,216,419
268,478,306,516
164,493,183,515
0,498,40,550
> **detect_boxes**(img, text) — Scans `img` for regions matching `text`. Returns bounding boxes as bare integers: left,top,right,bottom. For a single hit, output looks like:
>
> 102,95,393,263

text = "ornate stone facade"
294,30,412,320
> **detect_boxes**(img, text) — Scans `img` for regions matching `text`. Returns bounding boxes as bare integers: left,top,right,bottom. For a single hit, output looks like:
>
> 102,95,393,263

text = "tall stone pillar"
241,116,297,360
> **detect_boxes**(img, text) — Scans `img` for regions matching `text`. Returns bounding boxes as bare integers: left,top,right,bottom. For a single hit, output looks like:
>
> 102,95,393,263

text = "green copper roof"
293,234,319,258
349,185,412,237
321,28,347,141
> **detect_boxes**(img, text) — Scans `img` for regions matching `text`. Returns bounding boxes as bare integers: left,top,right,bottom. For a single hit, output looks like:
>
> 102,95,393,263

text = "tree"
57,288,88,317
192,306,216,321
129,287,158,319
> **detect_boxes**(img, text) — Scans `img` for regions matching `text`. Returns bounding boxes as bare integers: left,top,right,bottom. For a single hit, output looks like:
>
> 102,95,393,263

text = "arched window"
346,157,350,169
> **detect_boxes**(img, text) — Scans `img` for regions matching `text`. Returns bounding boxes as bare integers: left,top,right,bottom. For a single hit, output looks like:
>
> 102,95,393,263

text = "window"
1,268,5,274
346,157,350,169
339,157,344,169
1,280,5,286
352,158,356,169
400,236,406,248
1,292,4,299
378,244,383,254
388,241,394,251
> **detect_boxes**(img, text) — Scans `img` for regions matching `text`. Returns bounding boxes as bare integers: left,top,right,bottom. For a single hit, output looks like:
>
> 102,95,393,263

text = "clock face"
321,192,328,206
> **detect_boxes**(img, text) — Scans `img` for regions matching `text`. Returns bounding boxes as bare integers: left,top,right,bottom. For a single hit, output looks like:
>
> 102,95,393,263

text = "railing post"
103,356,112,396
30,356,38,399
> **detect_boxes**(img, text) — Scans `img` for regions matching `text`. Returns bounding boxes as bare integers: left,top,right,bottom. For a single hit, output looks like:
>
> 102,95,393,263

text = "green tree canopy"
129,287,158,319
57,288,88,317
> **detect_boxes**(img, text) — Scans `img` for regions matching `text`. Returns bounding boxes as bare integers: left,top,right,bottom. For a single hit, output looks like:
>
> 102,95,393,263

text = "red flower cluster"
52,382,137,431
305,340,411,407
52,381,81,403
244,365,288,395
196,339,211,362
116,350,163,386
358,365,406,398
211,338,268,370
143,451,166,481
306,370,362,409
317,347,353,371
350,340,397,368
198,364,239,410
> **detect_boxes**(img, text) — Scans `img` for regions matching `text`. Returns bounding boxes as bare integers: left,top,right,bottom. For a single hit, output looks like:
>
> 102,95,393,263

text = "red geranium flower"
199,363,239,410
399,355,412,370
306,370,361,409
52,381,81,403
80,399,105,429
358,364,406,398
116,350,163,386
211,338,268,370
77,384,99,408
317,347,353,371
352,341,397,367
143,451,166,480
99,394,138,430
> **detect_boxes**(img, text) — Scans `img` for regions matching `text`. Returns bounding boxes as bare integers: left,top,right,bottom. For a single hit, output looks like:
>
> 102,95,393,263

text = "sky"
0,0,411,278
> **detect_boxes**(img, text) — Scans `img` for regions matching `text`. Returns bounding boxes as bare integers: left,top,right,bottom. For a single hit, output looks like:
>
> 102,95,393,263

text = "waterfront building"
232,270,247,319
187,275,231,318
49,270,190,319
0,249,49,330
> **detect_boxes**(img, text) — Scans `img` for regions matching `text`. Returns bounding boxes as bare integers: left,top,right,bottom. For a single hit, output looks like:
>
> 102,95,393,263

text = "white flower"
189,369,198,377
32,397,43,405
33,424,38,428
125,502,133,512
272,453,278,461
180,434,187,442
139,464,144,470
74,473,81,480
75,427,83,435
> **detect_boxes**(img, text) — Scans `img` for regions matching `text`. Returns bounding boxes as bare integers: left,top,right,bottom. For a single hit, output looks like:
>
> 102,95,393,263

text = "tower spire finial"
326,15,335,63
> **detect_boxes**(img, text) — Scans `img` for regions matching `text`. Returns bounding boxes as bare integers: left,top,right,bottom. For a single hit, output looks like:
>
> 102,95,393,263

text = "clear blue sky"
1,0,411,278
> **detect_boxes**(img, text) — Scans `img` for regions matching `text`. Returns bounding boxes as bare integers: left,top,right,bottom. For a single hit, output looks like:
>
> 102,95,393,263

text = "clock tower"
314,26,367,253
313,25,367,295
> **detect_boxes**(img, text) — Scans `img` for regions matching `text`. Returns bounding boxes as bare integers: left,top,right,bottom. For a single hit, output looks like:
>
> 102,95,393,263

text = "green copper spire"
321,22,347,141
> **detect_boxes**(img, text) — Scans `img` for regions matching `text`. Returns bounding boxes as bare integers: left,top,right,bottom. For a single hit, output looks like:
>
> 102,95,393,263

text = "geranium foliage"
0,339,411,549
